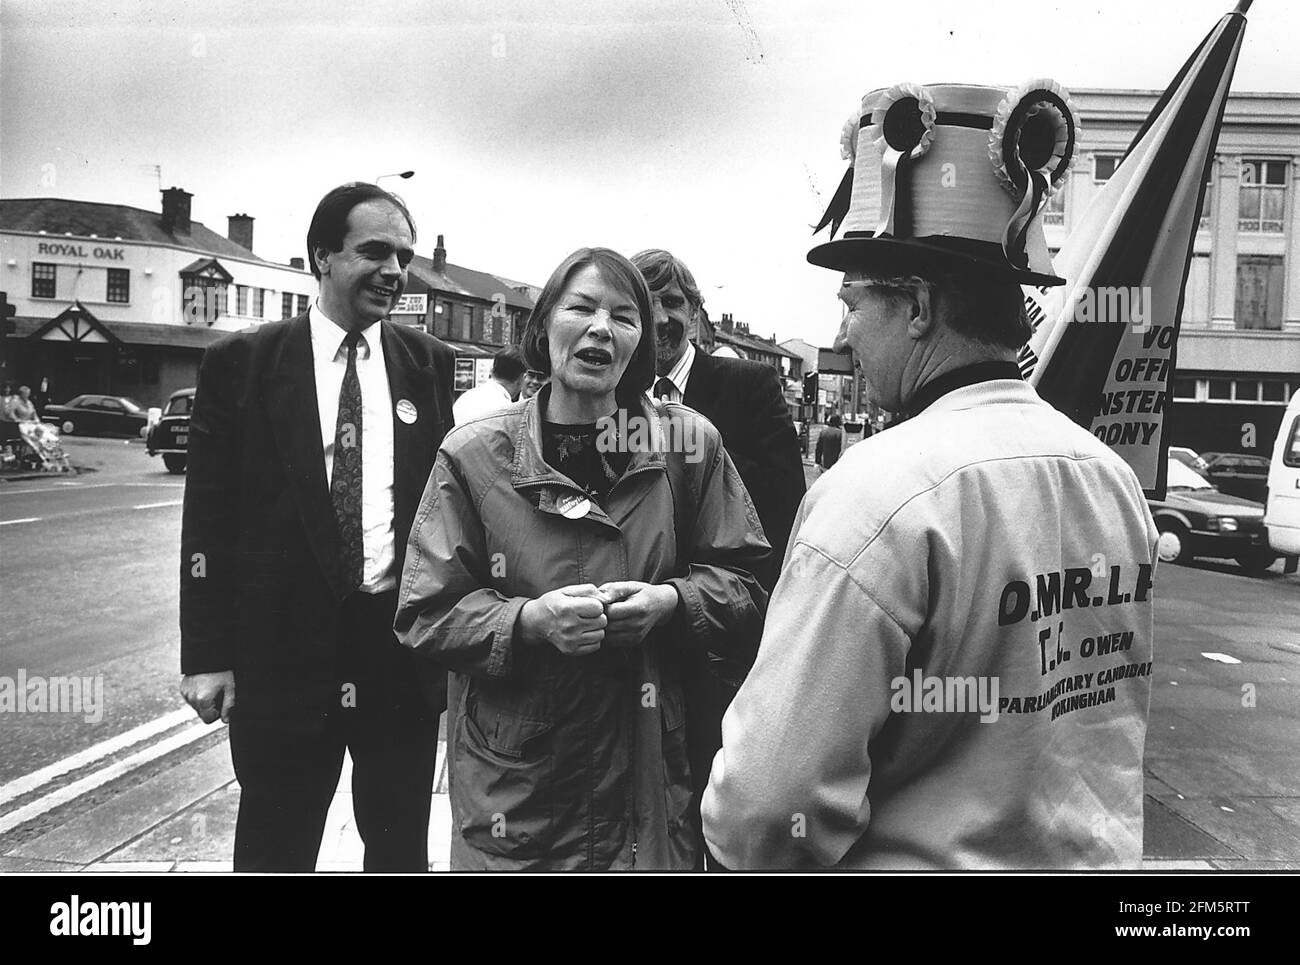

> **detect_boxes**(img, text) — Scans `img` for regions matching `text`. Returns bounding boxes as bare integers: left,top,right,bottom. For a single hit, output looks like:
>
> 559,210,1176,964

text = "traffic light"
802,371,818,406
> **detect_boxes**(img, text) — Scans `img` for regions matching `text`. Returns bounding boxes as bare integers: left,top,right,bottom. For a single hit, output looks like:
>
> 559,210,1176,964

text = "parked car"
1198,451,1271,503
145,387,194,474
1168,445,1210,477
1149,457,1275,573
1264,393,1300,558
41,394,149,438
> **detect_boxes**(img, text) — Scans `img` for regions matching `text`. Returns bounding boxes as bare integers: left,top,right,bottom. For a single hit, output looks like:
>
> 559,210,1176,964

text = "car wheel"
162,453,187,474
1155,519,1192,564
1235,550,1276,575
61,420,75,435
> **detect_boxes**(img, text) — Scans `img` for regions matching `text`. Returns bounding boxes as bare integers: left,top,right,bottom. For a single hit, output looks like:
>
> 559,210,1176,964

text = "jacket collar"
509,384,669,505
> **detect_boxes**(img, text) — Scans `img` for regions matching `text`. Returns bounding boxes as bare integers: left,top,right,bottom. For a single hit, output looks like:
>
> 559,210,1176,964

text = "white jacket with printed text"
703,379,1159,869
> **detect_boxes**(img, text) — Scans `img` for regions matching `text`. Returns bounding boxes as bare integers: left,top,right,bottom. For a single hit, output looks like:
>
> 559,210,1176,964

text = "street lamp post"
376,170,415,185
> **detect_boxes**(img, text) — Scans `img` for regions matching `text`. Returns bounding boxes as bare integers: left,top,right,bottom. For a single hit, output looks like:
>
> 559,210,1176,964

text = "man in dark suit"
631,248,806,868
179,183,456,872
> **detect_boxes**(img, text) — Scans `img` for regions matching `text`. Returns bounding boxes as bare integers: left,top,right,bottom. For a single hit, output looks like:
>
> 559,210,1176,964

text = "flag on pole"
1020,2,1252,498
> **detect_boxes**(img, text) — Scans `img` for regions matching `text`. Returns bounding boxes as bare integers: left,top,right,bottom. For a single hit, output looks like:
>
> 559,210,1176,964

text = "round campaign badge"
395,399,418,424
556,493,591,519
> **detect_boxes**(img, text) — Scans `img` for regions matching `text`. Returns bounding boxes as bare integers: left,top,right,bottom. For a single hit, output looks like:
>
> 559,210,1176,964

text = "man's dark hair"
827,414,842,427
491,346,527,382
629,248,703,312
306,182,416,280
519,248,656,407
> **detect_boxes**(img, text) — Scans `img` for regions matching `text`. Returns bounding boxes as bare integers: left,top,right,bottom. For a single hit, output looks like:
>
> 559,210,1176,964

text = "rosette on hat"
989,78,1079,269
869,82,937,238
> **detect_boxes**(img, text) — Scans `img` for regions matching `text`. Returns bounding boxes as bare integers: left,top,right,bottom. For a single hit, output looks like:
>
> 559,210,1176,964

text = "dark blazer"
179,313,455,727
683,350,806,577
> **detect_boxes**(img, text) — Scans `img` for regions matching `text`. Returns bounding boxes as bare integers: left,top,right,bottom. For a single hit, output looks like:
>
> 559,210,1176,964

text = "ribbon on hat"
811,113,864,238
989,78,1079,267
868,83,936,239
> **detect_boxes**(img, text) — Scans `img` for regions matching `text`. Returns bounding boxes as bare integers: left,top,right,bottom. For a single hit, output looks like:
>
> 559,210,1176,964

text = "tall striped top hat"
809,79,1079,286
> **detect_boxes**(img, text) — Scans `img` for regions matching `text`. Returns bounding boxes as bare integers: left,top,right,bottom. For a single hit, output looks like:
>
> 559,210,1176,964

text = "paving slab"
1159,796,1300,863
1143,796,1238,860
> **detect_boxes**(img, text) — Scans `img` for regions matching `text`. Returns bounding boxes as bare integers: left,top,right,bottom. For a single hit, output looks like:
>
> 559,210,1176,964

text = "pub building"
0,190,536,409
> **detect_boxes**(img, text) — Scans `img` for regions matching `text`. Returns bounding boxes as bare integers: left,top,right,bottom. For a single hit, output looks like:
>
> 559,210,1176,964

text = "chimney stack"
289,256,305,270
433,234,447,273
227,213,254,251
160,187,193,235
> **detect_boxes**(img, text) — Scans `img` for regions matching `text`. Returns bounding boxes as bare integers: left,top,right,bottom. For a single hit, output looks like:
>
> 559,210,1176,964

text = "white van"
1264,393,1300,557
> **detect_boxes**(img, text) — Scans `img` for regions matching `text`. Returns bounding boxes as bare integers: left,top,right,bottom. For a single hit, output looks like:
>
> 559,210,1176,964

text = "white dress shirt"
452,378,515,424
309,301,397,593
647,339,696,404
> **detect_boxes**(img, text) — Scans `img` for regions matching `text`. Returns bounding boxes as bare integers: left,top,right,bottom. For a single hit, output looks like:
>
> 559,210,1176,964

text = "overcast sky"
2,0,1294,348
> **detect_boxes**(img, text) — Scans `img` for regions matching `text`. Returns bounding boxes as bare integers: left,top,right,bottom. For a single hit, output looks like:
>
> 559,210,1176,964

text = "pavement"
2,451,1298,872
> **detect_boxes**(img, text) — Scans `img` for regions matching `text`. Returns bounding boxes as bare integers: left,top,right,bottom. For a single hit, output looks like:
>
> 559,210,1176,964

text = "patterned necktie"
654,376,676,401
331,329,364,594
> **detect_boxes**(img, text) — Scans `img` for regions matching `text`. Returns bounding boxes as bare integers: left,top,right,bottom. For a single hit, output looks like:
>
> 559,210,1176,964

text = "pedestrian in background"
451,346,527,423
815,413,843,472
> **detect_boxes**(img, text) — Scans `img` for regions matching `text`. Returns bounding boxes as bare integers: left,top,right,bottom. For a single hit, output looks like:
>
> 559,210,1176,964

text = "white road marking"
1,482,181,497
0,719,213,835
1201,652,1241,664
133,500,183,510
0,517,40,526
0,708,194,807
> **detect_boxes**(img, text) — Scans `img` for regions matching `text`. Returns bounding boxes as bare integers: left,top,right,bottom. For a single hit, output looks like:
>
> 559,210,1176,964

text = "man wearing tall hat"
703,81,1159,869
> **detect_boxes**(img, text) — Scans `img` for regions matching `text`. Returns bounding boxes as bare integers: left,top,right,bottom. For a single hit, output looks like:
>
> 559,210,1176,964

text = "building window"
1042,187,1066,226
1262,380,1288,403
106,268,130,304
282,292,294,319
1172,377,1197,400
297,294,309,315
182,275,228,322
252,287,264,318
1238,159,1287,233
32,262,56,298
236,285,249,315
460,304,473,341
1093,154,1122,182
1235,254,1284,330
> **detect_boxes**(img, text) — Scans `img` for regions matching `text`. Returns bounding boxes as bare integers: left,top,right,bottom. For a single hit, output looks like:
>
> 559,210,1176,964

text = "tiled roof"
0,197,274,264
406,254,535,311
716,328,803,360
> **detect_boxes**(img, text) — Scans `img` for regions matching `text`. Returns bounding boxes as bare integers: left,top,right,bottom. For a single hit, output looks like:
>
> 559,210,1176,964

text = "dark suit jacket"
179,313,455,728
679,350,806,810
683,350,806,580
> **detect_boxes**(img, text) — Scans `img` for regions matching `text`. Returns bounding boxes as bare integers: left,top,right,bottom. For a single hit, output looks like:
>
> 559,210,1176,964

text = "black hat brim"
808,234,1066,287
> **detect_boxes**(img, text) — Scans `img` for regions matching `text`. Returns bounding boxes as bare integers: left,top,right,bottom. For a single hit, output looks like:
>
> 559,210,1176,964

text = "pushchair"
0,420,74,473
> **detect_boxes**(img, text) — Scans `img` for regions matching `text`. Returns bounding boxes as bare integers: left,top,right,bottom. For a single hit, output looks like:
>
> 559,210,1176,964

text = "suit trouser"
682,654,738,872
229,589,441,873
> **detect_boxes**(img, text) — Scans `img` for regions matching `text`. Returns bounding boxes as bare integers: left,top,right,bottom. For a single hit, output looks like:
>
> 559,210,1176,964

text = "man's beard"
655,322,686,371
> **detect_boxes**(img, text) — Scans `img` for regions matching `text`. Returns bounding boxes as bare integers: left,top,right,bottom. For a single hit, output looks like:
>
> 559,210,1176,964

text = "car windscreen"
1167,458,1213,490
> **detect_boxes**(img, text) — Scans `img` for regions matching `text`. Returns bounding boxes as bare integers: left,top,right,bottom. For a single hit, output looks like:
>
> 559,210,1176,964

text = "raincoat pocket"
453,695,558,860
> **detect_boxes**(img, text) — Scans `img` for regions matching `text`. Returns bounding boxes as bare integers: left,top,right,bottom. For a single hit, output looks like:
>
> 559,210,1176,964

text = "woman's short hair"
306,182,416,280
519,248,656,406
630,249,703,313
